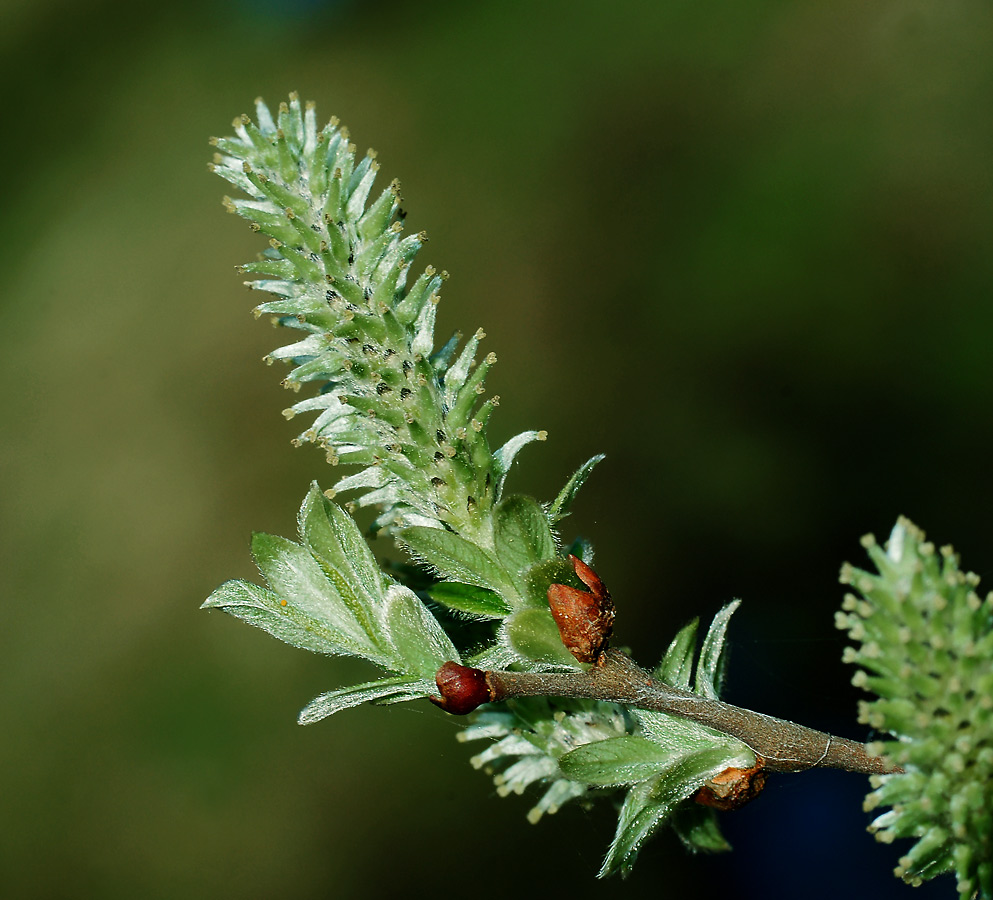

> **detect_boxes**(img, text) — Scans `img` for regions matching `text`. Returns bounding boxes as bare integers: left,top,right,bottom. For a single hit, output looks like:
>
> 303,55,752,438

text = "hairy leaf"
493,494,557,590
548,454,605,523
298,677,432,725
523,556,581,609
426,581,512,618
600,744,751,878
695,600,740,699
502,608,579,668
251,531,381,658
202,579,380,661
297,483,386,632
671,805,732,854
558,735,678,787
656,617,699,689
379,584,460,678
400,525,513,596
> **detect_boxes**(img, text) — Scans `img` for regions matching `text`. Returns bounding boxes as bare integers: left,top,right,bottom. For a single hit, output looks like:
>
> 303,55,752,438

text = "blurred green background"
2,1,991,897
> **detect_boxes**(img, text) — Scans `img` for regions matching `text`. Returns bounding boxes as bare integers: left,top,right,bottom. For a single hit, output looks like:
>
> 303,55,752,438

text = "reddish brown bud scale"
570,554,607,597
547,555,616,664
693,758,767,810
431,661,491,715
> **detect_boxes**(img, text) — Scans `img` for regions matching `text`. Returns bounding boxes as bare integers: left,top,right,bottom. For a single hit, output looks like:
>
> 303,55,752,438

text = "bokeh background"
3,1,991,897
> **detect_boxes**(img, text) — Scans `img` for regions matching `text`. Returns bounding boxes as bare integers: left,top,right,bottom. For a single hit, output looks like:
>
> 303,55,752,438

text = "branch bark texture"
482,650,894,775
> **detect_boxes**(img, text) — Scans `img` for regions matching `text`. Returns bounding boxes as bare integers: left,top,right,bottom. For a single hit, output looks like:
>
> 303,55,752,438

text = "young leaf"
695,600,740,699
548,454,605,523
297,483,385,637
298,483,384,604
379,583,461,679
600,744,752,878
522,556,581,609
562,536,595,564
493,494,557,589
251,531,381,658
558,735,678,787
599,780,671,879
202,579,375,660
297,676,432,725
426,582,512,618
635,707,740,756
655,618,699,689
671,805,732,853
501,608,579,668
399,525,513,596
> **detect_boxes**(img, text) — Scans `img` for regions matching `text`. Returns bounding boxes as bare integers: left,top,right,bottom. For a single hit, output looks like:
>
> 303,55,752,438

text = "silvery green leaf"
297,483,385,619
671,805,732,854
202,579,375,660
634,709,736,756
379,583,460,679
501,608,578,668
467,642,520,671
426,582,512,619
655,618,699,689
695,600,740,699
599,780,670,879
652,744,753,803
371,683,439,706
548,454,605,523
250,531,384,661
600,744,750,878
558,736,678,787
399,525,513,596
297,676,429,725
493,495,557,589
492,430,546,500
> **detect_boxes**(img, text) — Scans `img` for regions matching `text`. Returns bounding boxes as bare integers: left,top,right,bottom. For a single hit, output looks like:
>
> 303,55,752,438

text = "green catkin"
841,518,993,899
212,97,529,539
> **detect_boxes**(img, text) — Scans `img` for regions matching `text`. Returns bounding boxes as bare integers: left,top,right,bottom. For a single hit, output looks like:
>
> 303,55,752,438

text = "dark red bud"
547,555,616,664
693,759,767,810
430,661,491,715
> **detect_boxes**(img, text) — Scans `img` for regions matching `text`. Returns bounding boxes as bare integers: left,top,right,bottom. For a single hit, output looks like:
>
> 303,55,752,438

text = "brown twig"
433,557,897,777
437,650,896,775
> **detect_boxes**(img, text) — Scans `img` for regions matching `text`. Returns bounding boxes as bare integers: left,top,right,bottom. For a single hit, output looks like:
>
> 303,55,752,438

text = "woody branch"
432,555,896,777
